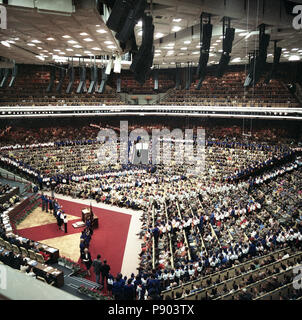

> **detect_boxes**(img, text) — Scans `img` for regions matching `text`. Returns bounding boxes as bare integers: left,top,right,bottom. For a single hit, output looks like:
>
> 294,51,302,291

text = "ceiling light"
62,35,71,39
83,38,93,42
53,49,61,52
80,32,89,36
46,37,55,41
97,29,107,34
27,43,36,46
73,45,82,48
66,48,74,51
75,54,82,57
92,47,101,50
59,52,66,55
155,33,164,39
184,40,191,44
155,49,161,53
36,55,45,61
107,45,117,49
167,50,174,55
154,53,161,57
292,48,299,51
231,57,241,63
192,51,199,55
1,41,10,47
173,18,182,23
180,47,187,50
172,26,181,32
104,41,113,44
68,40,78,44
289,55,300,61
31,40,42,43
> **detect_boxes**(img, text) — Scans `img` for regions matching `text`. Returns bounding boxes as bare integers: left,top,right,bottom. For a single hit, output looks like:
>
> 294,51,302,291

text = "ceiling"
0,0,302,69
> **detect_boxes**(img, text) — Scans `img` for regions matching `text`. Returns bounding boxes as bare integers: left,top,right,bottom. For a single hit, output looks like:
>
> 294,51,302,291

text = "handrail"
164,202,175,270
176,201,192,261
181,251,301,301
152,205,156,270
161,246,292,298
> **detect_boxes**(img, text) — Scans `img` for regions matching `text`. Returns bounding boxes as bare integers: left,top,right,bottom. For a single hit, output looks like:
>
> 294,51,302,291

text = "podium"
81,208,99,229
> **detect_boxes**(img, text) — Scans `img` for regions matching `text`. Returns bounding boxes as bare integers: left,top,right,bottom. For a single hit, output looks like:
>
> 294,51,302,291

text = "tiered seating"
161,71,300,108
161,247,299,300
117,74,175,94
0,67,124,107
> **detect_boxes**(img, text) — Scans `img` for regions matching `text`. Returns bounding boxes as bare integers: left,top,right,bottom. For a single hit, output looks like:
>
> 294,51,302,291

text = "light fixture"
66,48,74,51
80,32,89,36
1,41,10,47
97,29,107,34
62,35,71,39
289,55,300,61
106,58,113,75
68,40,78,44
104,41,113,44
46,37,55,41
84,38,93,42
172,26,181,32
184,40,191,44
31,40,42,43
27,43,36,46
155,33,164,39
92,47,101,50
107,45,117,49
114,55,122,73
73,45,82,48
173,18,182,23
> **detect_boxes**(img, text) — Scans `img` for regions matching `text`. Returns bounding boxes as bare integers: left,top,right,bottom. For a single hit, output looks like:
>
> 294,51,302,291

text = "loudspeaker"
116,0,147,44
130,14,154,85
216,53,231,78
264,47,282,84
201,24,213,51
196,52,209,77
244,33,270,87
46,67,56,93
106,0,135,33
223,28,235,54
66,66,75,94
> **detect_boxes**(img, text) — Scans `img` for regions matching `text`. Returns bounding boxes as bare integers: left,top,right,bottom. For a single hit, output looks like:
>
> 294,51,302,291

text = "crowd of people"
161,72,299,108
0,121,301,300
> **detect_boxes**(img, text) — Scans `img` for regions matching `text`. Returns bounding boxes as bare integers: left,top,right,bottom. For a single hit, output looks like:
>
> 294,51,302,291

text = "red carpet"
17,198,132,281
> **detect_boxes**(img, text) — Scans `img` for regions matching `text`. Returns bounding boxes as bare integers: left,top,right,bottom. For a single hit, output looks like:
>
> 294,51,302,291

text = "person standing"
45,195,49,213
41,193,45,211
92,254,102,285
81,248,92,277
63,214,68,233
100,259,111,286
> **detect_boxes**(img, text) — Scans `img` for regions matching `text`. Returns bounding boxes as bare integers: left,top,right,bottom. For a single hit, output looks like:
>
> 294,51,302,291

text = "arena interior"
0,0,302,303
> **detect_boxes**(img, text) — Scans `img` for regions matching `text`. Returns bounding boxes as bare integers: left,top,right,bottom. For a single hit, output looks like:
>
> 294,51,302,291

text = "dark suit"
81,251,92,271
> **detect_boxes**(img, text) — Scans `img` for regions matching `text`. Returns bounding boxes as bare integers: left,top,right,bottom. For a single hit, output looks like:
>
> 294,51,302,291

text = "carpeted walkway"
16,198,132,282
